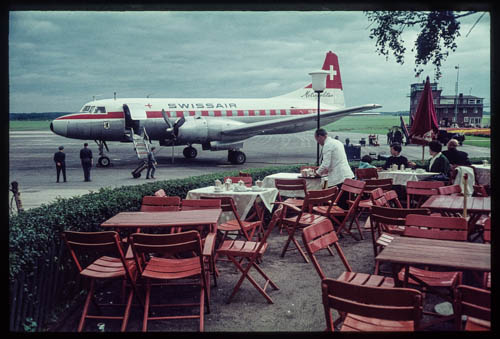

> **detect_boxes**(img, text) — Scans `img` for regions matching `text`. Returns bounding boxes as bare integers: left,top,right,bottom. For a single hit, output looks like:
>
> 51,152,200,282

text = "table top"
378,170,439,186
472,164,491,170
375,236,490,272
421,195,491,213
101,209,222,228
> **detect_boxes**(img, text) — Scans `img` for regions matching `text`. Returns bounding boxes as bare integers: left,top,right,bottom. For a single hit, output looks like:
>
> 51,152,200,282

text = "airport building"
409,80,484,127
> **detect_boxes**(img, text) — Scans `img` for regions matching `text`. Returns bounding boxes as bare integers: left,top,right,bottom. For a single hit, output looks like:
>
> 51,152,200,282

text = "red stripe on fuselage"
56,111,125,120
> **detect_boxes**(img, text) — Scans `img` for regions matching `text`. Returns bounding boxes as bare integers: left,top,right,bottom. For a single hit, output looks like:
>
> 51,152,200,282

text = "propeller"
161,109,185,140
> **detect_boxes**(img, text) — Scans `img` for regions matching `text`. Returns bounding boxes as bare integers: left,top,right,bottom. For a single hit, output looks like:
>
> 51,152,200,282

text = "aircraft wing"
221,104,381,136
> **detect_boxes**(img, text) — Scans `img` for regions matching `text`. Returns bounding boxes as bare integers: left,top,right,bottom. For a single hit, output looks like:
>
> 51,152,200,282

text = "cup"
256,180,263,188
224,182,231,191
392,164,398,171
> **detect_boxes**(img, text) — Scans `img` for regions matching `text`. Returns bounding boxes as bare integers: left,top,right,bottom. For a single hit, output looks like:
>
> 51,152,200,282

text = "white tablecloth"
186,186,279,223
378,170,439,186
472,164,491,186
262,172,323,198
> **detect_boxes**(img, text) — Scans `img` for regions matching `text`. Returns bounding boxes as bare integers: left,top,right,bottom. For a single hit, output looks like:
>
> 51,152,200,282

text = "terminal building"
409,80,484,127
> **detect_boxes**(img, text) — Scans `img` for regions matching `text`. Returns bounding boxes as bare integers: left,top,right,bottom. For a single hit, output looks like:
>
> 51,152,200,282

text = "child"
359,155,376,169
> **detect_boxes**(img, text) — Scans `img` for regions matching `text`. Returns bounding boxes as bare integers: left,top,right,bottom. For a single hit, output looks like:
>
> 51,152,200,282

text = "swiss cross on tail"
306,51,343,90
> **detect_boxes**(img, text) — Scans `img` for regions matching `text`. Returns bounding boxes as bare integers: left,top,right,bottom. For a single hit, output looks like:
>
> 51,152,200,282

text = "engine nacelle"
175,116,246,143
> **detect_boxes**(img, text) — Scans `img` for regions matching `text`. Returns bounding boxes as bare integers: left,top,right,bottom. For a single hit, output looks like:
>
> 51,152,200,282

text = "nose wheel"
95,140,112,167
97,156,111,167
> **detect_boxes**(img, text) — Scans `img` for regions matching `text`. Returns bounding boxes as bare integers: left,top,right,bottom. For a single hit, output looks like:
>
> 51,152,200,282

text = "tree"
365,11,479,79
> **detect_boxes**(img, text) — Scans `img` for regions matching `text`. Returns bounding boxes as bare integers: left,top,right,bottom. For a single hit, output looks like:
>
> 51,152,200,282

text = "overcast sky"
9,10,490,113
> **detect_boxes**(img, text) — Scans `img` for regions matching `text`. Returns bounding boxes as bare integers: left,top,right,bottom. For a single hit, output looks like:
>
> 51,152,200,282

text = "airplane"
50,51,381,167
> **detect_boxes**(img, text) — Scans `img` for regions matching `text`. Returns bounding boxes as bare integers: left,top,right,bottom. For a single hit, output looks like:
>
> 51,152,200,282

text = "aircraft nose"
50,119,68,137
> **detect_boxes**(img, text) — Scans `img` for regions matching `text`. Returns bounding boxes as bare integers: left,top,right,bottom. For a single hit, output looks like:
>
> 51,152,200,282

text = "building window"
464,117,469,122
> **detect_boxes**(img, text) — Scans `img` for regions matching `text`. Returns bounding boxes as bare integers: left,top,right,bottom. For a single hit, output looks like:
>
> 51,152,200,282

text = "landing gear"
98,156,111,167
228,150,246,165
95,140,112,167
183,146,198,159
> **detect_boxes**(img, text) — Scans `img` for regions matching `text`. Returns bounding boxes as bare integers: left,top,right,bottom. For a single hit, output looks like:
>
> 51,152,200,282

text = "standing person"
79,143,93,182
442,139,471,166
146,147,157,179
53,146,66,183
314,129,354,209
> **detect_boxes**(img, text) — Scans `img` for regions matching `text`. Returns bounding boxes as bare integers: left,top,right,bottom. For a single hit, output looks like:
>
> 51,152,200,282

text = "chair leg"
199,287,205,332
78,279,95,332
142,279,151,332
120,288,134,332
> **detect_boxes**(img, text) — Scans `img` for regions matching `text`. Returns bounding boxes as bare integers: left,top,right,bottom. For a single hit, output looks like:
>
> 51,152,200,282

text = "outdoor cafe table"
421,195,490,235
101,209,222,233
186,186,279,223
375,235,490,287
378,169,439,186
471,164,491,186
262,172,322,198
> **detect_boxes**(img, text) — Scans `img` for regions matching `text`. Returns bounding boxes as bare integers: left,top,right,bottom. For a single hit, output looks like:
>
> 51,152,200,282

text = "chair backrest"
140,196,181,212
455,285,491,330
370,187,386,206
364,178,393,192
355,167,378,180
238,171,252,177
321,278,422,331
403,214,468,241
130,230,205,276
334,179,366,211
154,189,167,197
62,231,134,281
274,178,307,200
438,184,462,195
304,186,339,213
302,218,352,280
406,181,444,208
181,198,221,210
200,196,251,238
483,217,491,243
383,190,403,208
370,205,430,233
224,176,252,187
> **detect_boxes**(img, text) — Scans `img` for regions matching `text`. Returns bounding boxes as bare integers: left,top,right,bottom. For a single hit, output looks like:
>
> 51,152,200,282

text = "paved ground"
8,130,490,211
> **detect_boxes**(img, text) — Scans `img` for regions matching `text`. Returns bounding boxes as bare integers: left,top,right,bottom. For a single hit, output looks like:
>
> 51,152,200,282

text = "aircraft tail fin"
276,51,345,108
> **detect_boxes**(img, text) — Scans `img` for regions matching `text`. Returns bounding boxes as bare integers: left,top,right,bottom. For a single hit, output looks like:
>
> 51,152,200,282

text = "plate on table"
252,186,264,191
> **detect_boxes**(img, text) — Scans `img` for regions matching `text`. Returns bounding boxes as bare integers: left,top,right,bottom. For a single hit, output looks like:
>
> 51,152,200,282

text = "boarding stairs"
130,127,151,160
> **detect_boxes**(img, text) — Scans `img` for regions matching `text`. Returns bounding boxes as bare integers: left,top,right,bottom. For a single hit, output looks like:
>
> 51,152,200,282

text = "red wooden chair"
274,187,337,262
369,205,430,274
399,214,467,325
438,184,462,196
482,217,491,290
62,231,139,332
140,195,181,212
274,177,308,210
406,181,444,208
364,178,393,192
181,198,221,211
351,178,393,230
200,196,261,242
322,178,366,240
321,278,423,332
224,176,252,187
130,231,212,332
355,167,378,180
454,285,491,331
216,205,281,304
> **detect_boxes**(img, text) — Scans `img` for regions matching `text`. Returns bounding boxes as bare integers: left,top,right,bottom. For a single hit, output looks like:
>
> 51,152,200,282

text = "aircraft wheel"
183,146,197,159
98,156,111,167
230,151,246,165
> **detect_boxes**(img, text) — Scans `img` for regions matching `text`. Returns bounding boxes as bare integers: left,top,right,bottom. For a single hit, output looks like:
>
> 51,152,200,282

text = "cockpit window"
95,106,106,113
81,105,91,112
89,106,95,113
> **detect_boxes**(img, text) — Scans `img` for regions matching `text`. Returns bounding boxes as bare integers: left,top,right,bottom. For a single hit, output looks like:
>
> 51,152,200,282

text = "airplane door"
123,103,146,132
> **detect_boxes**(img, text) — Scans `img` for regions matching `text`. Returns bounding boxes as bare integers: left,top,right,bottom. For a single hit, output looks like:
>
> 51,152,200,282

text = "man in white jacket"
314,129,354,208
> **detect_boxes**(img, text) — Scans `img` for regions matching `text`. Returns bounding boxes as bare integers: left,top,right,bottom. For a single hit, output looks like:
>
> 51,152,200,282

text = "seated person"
412,140,450,176
442,139,471,166
359,155,376,169
383,143,409,170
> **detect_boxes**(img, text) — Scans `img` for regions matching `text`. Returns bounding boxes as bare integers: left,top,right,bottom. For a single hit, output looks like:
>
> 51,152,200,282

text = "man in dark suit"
442,139,471,166
79,143,93,182
383,143,410,170
53,146,66,183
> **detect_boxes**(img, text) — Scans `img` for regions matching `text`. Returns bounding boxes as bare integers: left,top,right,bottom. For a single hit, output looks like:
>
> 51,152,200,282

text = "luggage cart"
131,160,148,178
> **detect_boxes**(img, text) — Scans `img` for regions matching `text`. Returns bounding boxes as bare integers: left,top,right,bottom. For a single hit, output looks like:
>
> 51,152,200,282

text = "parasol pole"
463,173,468,218
422,145,425,162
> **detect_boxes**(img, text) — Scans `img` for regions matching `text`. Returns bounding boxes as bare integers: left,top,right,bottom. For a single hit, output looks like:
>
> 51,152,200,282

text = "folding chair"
406,181,444,208
370,205,430,274
274,177,308,210
275,187,337,263
62,231,139,332
140,195,181,234
130,231,212,332
438,184,462,196
321,278,422,331
200,196,261,242
398,214,467,326
224,176,252,187
216,206,282,303
454,285,491,331
355,167,378,180
322,178,366,240
351,178,393,230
